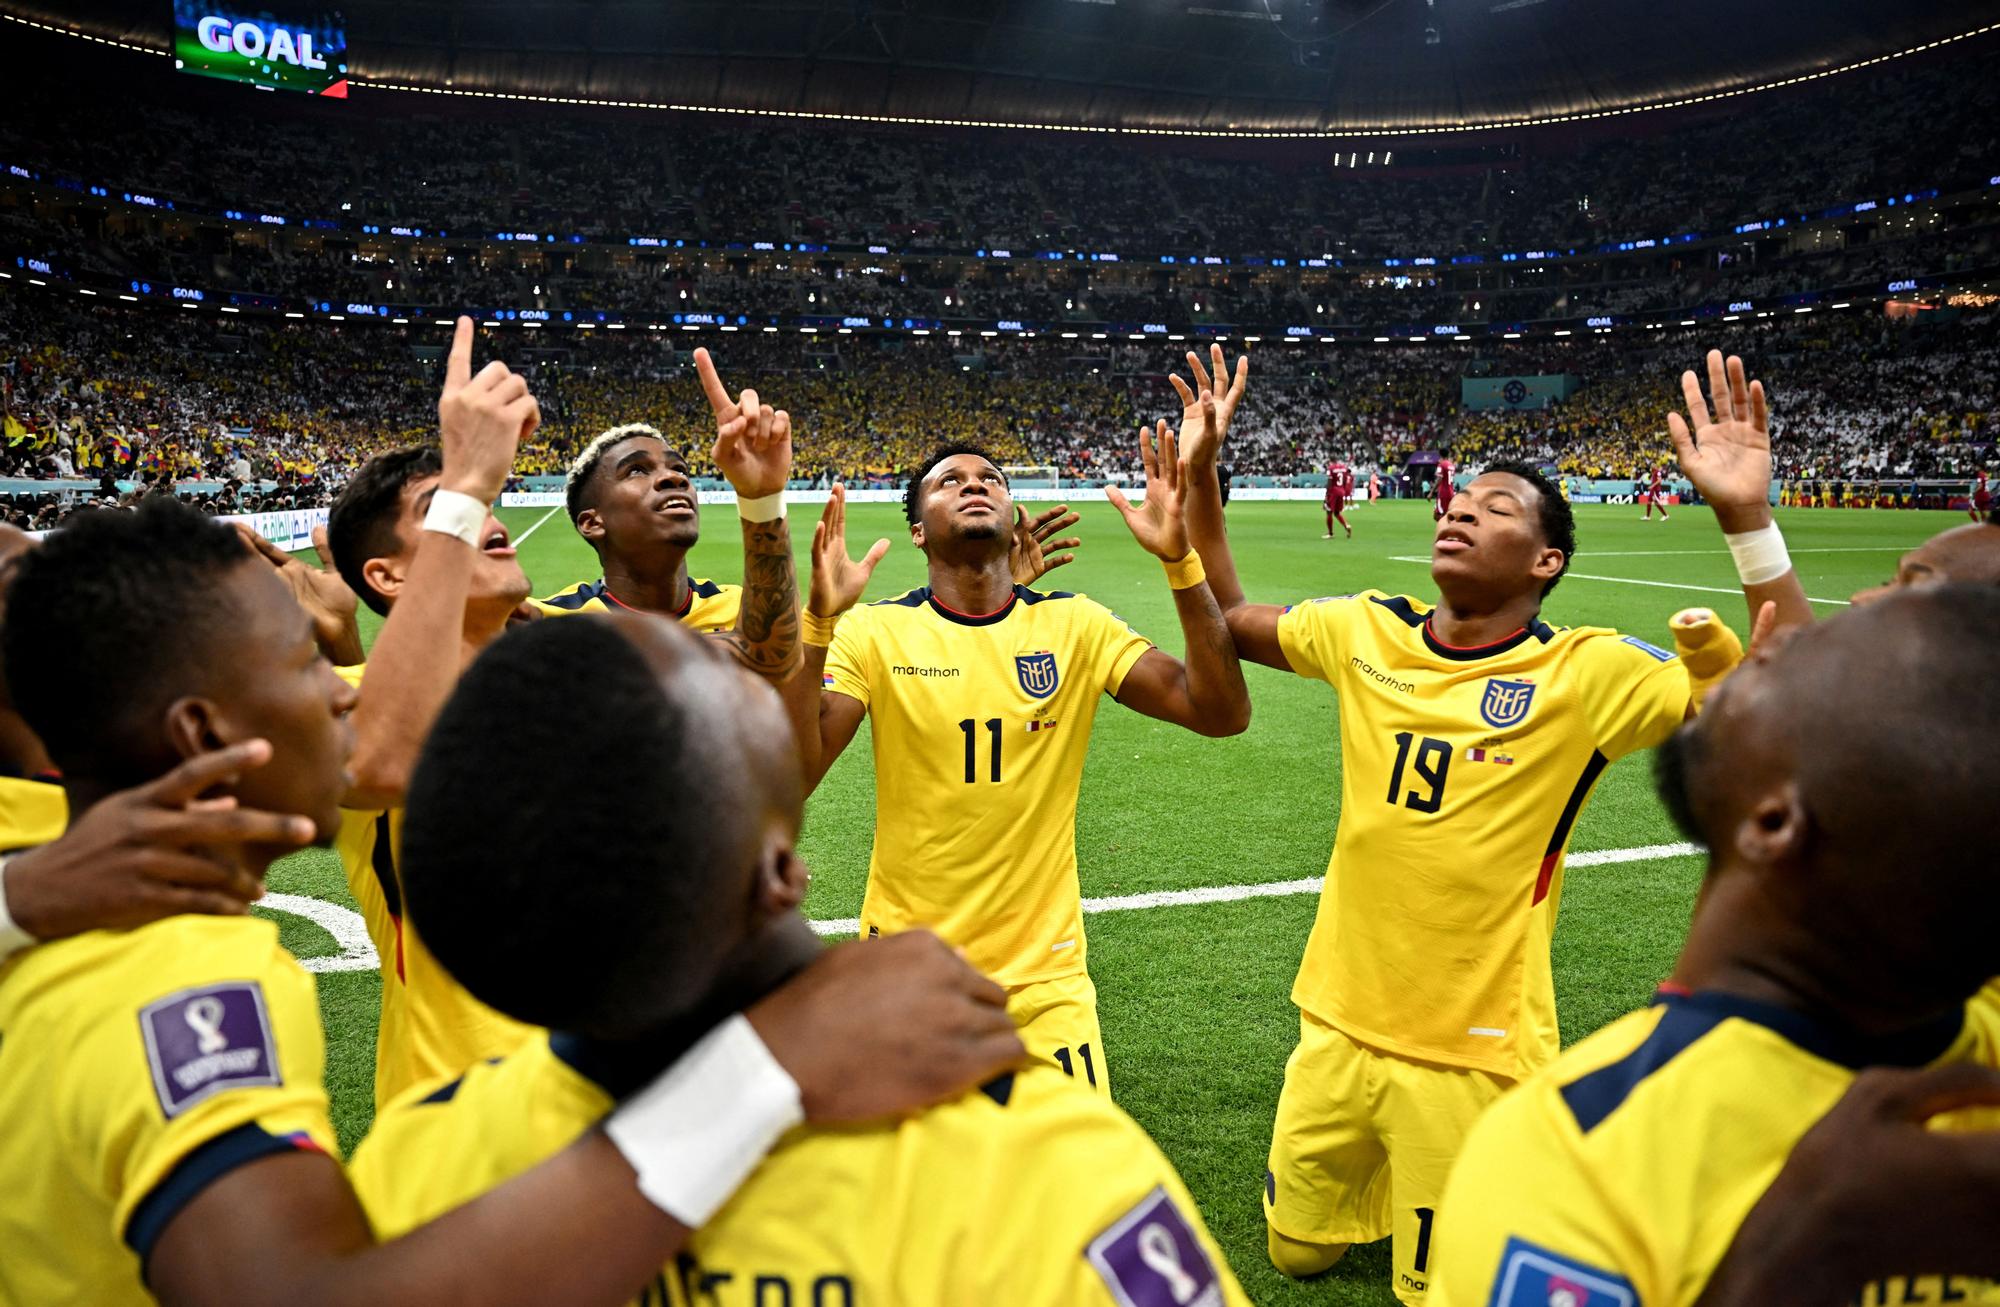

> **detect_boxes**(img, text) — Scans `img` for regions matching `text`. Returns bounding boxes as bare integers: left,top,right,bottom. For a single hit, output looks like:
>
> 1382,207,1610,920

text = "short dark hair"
3,499,249,784
328,447,443,616
903,444,1007,524
399,617,762,1038
1482,460,1576,596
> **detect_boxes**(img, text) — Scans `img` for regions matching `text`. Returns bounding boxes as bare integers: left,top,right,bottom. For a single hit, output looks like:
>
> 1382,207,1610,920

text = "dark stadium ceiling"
15,0,2000,133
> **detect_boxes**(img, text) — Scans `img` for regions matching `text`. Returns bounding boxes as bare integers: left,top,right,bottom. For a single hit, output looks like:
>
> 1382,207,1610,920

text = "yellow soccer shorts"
1006,971,1109,1096
1264,1009,1512,1304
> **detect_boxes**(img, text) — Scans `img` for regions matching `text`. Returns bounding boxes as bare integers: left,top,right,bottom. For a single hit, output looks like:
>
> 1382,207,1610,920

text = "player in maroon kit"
1642,463,1672,520
1323,461,1354,539
1431,456,1456,521
1972,468,1991,522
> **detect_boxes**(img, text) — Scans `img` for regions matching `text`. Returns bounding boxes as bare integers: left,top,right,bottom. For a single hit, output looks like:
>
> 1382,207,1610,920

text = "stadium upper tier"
3,276,1992,527
6,51,1997,265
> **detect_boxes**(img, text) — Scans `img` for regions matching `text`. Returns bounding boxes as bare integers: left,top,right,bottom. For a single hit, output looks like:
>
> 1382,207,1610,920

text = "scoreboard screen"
172,3,349,97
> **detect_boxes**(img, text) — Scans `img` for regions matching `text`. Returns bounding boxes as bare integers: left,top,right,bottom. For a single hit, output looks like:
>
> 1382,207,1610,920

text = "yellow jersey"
823,584,1153,986
352,1032,1250,1307
1276,591,1691,1077
529,576,741,633
1431,986,2000,1307
0,774,66,850
0,915,337,1306
335,664,535,1108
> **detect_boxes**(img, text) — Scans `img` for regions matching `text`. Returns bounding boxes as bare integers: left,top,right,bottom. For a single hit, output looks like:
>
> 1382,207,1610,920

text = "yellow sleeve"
947,1086,1252,1306
1430,1089,1649,1307
1571,630,1694,761
823,607,874,709
1274,595,1358,682
1079,597,1154,697
65,924,337,1261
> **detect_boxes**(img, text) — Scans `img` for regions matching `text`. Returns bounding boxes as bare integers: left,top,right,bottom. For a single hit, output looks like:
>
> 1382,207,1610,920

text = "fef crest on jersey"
1480,678,1537,729
1016,650,1061,699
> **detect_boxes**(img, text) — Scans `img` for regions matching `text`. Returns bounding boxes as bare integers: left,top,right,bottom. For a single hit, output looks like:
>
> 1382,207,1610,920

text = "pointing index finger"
445,317,474,391
693,348,733,417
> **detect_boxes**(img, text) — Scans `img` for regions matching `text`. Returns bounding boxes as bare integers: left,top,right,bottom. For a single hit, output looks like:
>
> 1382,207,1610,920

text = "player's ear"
909,520,926,550
1734,778,1809,868
1532,546,1565,587
162,695,227,763
575,507,605,546
754,842,809,916
361,555,405,606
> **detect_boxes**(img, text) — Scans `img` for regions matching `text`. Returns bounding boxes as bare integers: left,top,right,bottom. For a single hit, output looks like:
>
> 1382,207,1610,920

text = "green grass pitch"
268,497,1954,1304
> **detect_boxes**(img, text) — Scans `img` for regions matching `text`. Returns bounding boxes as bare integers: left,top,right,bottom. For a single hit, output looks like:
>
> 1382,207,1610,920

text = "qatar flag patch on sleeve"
139,981,282,1118
1086,1186,1223,1307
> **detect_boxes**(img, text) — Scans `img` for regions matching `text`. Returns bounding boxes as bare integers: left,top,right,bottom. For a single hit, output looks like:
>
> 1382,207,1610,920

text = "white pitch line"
263,842,1708,960
1387,557,1852,606
255,893,380,973
804,840,1704,937
510,504,565,546
1556,546,1911,558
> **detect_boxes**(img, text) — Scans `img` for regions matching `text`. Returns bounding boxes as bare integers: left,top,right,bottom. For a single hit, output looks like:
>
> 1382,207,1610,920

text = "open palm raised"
1105,420,1191,561
1668,349,1772,513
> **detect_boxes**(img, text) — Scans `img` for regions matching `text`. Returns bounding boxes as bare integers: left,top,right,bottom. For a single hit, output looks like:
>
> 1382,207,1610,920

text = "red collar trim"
1423,617,1528,651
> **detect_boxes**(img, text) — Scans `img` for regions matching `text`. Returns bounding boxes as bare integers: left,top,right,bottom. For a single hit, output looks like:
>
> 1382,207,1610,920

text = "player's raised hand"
1010,503,1083,584
0,740,317,941
809,484,890,617
696,347,793,498
1169,344,1247,471
1106,419,1192,561
234,521,362,666
437,315,537,504
746,930,1023,1122
1668,349,1772,518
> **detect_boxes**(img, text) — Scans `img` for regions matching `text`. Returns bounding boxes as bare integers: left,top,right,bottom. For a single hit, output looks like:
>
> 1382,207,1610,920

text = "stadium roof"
13,0,2000,134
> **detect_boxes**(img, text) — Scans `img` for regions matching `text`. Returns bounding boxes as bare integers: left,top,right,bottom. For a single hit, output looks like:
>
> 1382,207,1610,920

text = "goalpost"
1001,464,1061,491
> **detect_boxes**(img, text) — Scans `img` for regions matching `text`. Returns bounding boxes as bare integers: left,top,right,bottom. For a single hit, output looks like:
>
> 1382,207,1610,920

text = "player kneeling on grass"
795,429,1249,1098
1430,586,2000,1307
0,492,1019,1307
1168,346,1779,1305
348,610,1251,1306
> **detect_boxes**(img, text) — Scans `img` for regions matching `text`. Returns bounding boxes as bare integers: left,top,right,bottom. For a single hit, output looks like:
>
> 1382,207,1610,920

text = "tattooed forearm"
714,517,803,681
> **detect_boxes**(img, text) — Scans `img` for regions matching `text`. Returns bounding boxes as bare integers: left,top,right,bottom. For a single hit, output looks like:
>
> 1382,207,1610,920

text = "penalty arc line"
804,840,1705,937
257,842,1708,961
1387,557,1852,606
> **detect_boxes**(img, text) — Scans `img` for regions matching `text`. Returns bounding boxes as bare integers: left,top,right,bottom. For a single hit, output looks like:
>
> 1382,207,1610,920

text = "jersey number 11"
959,718,1003,783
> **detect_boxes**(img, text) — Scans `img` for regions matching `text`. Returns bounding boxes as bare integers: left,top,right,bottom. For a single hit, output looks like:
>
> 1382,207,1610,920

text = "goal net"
1002,464,1061,491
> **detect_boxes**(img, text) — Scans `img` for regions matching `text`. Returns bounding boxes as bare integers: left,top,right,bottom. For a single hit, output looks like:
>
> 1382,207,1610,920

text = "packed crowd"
4,277,1992,532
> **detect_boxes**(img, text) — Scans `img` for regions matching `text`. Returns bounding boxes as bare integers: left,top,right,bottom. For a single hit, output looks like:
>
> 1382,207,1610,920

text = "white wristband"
422,488,489,549
603,1013,802,1225
0,858,35,962
1724,522,1792,585
736,491,785,523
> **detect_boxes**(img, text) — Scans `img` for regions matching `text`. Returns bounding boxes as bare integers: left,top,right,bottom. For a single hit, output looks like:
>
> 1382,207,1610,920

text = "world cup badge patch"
1489,1237,1637,1307
1087,1186,1224,1307
1016,650,1060,699
140,981,282,1118
1480,677,1537,729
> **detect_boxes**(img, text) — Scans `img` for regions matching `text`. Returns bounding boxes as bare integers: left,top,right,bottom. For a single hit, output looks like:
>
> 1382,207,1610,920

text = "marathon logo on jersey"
1480,678,1537,729
1016,650,1060,699
1489,1236,1637,1307
140,981,281,1118
1087,1186,1223,1307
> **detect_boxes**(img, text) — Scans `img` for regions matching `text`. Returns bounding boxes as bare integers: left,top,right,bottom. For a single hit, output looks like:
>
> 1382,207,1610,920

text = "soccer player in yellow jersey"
804,426,1250,1093
325,327,809,1106
1174,348,1755,1302
1431,587,2000,1307
0,497,1023,1307
351,608,1247,1307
